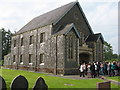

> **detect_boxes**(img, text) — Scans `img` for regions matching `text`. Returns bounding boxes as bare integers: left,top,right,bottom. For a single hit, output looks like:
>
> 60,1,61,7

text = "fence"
0,75,111,90
0,75,48,90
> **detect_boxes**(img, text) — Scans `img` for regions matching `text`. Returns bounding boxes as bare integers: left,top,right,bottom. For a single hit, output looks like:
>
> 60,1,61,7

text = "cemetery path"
43,74,99,80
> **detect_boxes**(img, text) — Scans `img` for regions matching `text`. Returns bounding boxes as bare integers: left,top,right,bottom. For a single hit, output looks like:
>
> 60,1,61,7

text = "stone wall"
8,25,52,71
64,29,79,75
96,39,103,61
53,4,93,37
4,25,66,75
4,53,11,67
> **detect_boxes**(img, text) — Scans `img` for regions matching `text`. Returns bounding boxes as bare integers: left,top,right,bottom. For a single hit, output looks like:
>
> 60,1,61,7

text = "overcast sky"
0,0,118,54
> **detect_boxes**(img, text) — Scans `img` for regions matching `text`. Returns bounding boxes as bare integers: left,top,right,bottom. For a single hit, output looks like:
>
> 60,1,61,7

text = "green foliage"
0,60,3,65
0,69,118,88
1,28,12,59
103,41,119,61
104,41,113,60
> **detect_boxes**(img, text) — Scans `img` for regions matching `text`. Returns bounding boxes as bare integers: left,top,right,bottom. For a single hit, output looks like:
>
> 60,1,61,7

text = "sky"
0,0,118,54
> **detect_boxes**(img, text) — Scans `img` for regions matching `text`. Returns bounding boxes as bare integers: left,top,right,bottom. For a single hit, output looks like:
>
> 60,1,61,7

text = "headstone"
10,75,28,90
0,76,7,90
33,77,48,90
97,81,111,90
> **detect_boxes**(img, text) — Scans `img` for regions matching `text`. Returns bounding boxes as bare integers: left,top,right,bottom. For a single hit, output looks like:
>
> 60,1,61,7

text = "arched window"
68,35,73,59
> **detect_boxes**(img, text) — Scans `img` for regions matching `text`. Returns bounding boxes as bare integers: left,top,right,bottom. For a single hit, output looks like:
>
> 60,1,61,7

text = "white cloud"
109,36,118,54
80,2,118,54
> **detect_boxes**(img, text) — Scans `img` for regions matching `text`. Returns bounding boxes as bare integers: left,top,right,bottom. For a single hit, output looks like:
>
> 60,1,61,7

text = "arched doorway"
79,53,90,64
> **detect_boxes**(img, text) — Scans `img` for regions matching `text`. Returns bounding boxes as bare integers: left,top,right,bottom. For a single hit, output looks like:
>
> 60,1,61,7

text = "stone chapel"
4,1,104,75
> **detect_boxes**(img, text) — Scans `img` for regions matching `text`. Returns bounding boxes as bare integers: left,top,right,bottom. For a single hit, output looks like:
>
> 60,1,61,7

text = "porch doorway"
79,53,90,64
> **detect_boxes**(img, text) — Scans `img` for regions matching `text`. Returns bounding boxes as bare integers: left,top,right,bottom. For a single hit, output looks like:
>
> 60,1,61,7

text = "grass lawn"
107,76,120,82
0,68,119,89
0,60,3,65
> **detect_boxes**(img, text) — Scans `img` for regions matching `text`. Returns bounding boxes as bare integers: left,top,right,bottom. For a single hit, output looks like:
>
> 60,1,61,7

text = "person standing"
90,63,96,78
87,63,91,78
107,62,112,77
79,63,86,77
100,63,104,76
117,62,120,76
103,62,108,75
111,62,116,76
96,62,100,77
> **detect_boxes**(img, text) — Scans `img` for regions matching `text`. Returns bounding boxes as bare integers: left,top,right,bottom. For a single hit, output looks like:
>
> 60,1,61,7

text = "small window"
40,32,45,43
20,55,23,63
14,40,16,47
21,38,24,46
29,35,33,45
39,54,44,64
29,54,32,63
13,55,16,62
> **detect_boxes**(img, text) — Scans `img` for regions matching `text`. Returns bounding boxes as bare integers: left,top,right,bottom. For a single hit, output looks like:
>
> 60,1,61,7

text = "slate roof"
85,33,104,43
17,2,77,34
54,23,80,38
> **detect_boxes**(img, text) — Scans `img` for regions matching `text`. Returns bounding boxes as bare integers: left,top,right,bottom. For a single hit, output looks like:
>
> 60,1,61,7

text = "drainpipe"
35,29,38,72
55,35,58,75
17,35,20,70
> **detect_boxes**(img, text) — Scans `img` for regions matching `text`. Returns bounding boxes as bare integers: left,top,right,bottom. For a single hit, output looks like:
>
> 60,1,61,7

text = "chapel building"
4,1,104,75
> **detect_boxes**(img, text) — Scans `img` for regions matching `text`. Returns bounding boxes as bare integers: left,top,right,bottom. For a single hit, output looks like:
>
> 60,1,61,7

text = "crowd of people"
79,61,120,78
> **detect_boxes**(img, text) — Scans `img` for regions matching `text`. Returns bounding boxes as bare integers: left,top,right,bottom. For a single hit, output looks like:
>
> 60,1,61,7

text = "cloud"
80,2,118,53
109,36,118,54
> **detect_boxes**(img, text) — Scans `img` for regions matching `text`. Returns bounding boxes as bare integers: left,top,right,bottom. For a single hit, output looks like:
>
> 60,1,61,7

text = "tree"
103,41,113,60
1,28,12,59
112,54,118,59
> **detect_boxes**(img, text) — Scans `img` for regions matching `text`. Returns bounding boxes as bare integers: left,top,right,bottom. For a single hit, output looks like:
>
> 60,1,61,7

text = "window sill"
20,62,23,64
29,63,33,65
40,63,44,65
29,44,33,46
13,62,16,64
40,42,45,44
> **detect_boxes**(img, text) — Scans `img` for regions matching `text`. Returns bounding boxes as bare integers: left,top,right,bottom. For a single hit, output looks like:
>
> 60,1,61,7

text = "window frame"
14,40,16,47
29,35,33,45
40,32,45,43
39,54,44,64
20,54,23,63
13,55,16,62
21,38,24,46
29,54,32,63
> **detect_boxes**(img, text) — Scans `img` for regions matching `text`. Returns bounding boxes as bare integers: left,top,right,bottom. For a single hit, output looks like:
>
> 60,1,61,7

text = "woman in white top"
79,63,86,77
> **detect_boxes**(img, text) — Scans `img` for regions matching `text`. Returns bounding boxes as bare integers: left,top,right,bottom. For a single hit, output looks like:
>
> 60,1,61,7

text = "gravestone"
0,76,6,90
10,75,28,90
33,77,48,90
97,81,111,90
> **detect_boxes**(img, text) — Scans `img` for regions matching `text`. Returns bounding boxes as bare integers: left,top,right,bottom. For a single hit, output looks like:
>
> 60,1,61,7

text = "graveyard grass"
0,68,119,89
107,76,120,82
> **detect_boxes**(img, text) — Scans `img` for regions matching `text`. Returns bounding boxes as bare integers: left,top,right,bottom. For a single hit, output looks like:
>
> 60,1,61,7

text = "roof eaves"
64,23,80,38
13,24,52,36
85,35,90,42
97,33,104,44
